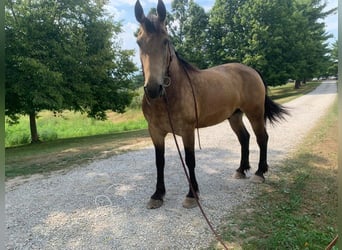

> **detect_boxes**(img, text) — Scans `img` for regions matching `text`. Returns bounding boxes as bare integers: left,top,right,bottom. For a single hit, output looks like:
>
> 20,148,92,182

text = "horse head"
135,0,172,99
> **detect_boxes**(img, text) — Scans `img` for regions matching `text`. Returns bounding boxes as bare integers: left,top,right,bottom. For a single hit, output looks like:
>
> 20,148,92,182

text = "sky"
105,0,338,66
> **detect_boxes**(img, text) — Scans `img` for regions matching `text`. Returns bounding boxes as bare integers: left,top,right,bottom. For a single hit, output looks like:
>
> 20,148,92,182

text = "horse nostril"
144,84,163,99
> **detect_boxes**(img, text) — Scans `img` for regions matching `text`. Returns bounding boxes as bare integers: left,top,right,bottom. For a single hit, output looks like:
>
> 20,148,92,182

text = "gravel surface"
6,81,337,249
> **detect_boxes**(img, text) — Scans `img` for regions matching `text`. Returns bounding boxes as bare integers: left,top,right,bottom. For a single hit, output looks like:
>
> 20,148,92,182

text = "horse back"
194,63,266,126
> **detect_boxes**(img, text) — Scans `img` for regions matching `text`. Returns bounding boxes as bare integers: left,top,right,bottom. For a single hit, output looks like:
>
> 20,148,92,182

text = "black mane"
174,51,199,73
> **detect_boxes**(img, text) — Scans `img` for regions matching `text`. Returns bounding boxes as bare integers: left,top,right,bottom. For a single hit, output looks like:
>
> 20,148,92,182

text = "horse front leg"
182,131,199,209
147,129,166,209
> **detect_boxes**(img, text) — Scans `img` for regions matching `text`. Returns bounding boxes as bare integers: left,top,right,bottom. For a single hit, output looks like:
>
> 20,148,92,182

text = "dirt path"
6,81,337,249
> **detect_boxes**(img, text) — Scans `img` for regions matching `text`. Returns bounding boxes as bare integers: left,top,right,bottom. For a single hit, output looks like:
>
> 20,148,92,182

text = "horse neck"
166,50,200,131
168,52,191,89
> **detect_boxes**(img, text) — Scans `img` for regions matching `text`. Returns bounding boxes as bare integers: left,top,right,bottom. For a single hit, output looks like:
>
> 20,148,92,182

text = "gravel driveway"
6,81,337,249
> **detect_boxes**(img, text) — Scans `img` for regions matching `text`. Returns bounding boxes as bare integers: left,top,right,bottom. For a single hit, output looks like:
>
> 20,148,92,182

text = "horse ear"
157,0,166,23
135,0,145,24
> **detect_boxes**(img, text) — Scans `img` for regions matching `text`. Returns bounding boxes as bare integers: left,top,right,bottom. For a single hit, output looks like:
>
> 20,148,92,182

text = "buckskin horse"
134,0,288,209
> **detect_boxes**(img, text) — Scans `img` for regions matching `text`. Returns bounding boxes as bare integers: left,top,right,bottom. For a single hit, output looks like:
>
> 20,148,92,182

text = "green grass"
5,109,147,147
214,99,338,250
268,81,321,104
5,129,150,178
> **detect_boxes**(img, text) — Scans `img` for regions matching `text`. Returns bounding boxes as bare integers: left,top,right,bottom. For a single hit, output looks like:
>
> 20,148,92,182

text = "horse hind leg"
228,110,251,179
247,115,269,183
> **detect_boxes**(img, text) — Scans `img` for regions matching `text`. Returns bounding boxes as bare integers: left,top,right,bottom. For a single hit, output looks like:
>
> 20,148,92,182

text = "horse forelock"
138,13,198,76
141,14,166,34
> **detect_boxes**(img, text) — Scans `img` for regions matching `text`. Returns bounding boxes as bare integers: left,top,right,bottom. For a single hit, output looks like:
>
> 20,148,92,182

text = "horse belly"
198,97,237,128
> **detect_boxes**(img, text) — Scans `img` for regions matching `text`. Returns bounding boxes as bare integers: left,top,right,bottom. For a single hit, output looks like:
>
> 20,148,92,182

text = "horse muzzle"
144,83,164,99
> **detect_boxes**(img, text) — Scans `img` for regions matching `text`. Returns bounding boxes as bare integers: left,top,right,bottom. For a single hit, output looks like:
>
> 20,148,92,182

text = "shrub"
129,88,144,109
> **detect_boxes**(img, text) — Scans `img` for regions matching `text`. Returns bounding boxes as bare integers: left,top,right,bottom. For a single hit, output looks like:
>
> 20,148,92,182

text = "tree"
5,0,137,143
291,0,334,88
209,0,335,86
207,0,247,66
168,0,209,68
238,0,305,85
327,40,338,76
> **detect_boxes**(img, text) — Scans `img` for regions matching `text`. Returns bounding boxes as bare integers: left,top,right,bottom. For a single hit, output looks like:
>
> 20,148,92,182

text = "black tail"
264,95,289,124
255,69,289,124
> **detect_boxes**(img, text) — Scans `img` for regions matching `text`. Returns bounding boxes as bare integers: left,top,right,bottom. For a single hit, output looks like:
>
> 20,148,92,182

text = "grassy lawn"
5,81,321,179
5,109,146,147
268,81,321,104
214,99,338,249
5,129,150,178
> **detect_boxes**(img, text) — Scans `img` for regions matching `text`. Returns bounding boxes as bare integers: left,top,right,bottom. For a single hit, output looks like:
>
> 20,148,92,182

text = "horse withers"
134,0,288,209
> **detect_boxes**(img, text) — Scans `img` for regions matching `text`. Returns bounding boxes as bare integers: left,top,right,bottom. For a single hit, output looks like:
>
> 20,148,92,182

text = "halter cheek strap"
163,42,173,87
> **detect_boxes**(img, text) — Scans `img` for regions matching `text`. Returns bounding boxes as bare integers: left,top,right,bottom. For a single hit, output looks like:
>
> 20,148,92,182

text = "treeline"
164,0,336,86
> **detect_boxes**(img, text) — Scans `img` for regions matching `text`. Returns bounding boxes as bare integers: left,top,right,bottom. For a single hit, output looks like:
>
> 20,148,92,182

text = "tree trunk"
29,112,40,143
294,79,301,89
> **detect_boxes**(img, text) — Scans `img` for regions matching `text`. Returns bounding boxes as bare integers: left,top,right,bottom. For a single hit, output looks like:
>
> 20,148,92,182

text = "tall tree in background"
168,0,209,68
206,0,335,86
238,0,299,85
327,40,338,76
207,0,247,66
5,0,137,143
292,0,334,87
168,0,188,49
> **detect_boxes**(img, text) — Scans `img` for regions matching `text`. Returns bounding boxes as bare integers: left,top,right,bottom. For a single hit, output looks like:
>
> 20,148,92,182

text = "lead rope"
163,93,229,250
325,235,338,250
183,69,202,150
166,43,202,150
